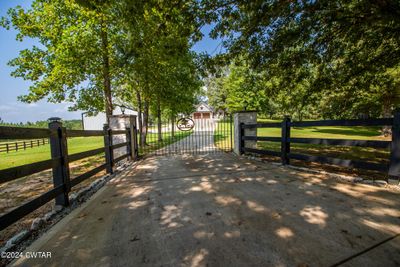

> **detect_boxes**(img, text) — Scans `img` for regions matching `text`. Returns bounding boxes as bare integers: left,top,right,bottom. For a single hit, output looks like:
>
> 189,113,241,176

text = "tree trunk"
382,97,392,136
136,89,143,147
157,98,162,141
143,100,149,145
100,18,112,121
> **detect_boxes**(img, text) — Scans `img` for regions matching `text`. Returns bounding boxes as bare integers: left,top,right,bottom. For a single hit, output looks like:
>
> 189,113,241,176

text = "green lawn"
253,121,390,169
0,131,193,170
257,118,387,140
214,121,233,151
1,121,390,169
213,119,390,166
0,137,104,170
139,131,192,155
257,126,386,140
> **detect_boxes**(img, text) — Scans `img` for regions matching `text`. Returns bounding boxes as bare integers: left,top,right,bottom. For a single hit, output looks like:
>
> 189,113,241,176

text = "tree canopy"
201,0,400,119
2,0,400,128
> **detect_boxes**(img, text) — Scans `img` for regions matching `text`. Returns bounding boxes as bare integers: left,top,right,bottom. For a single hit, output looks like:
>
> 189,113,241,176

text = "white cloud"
0,105,17,112
27,103,38,108
0,101,81,123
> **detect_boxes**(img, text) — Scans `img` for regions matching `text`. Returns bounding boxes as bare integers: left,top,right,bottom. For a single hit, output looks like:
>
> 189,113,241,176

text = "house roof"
194,102,214,112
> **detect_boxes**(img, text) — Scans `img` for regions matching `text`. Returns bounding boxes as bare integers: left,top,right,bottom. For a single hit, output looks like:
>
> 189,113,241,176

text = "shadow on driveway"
12,153,400,267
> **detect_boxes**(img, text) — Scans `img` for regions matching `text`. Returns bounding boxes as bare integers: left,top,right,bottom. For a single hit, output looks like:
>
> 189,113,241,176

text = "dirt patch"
0,154,107,247
11,154,400,267
254,154,390,181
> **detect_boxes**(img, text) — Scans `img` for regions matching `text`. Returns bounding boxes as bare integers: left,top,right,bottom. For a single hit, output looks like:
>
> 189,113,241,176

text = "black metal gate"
139,115,233,156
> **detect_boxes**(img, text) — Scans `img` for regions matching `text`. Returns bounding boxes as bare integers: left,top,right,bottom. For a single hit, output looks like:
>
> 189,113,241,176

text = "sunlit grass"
139,131,192,155
254,119,390,164
214,121,233,151
214,118,389,164
0,137,104,170
257,119,387,140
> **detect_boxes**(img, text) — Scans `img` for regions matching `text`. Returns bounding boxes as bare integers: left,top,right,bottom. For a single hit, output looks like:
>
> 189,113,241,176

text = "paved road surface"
156,118,217,154
12,154,400,267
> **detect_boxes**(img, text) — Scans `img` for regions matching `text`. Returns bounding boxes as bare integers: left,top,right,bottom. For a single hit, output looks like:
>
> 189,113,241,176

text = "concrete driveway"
156,118,217,155
13,153,400,267
159,130,216,155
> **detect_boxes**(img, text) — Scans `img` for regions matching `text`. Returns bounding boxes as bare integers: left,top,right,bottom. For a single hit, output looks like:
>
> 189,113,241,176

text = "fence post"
23,141,26,150
239,123,245,154
126,127,132,160
281,116,291,165
6,143,9,153
15,142,18,152
389,110,400,179
48,117,70,207
133,123,139,159
103,124,113,174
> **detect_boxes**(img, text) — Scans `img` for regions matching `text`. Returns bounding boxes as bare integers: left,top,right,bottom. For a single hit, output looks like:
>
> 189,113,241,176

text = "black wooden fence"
239,111,400,178
0,138,49,153
0,118,138,231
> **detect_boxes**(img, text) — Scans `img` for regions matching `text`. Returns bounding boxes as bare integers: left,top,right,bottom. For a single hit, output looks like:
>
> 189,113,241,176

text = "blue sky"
0,1,223,123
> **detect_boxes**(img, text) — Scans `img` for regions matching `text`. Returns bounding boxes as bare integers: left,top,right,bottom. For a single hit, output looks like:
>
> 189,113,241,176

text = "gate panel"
139,114,232,156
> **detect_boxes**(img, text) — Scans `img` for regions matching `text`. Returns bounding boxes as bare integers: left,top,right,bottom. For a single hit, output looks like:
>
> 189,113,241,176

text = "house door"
202,113,210,119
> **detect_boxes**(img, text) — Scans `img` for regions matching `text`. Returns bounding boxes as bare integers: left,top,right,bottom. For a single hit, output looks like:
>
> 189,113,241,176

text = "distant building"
192,102,213,119
82,106,139,130
191,102,227,119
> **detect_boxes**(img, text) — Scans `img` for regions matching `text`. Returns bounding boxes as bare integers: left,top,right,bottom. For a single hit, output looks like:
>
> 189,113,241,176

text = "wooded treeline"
202,0,400,123
2,0,400,139
0,119,82,130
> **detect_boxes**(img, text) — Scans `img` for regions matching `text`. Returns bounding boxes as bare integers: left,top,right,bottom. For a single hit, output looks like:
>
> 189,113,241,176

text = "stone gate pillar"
233,111,257,155
109,115,137,159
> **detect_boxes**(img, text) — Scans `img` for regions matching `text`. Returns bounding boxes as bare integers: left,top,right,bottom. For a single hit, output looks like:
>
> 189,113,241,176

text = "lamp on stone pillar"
120,105,126,115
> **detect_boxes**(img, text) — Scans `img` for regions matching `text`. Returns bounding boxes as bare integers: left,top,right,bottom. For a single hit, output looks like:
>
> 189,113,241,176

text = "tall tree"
116,0,202,144
1,0,120,117
201,0,400,118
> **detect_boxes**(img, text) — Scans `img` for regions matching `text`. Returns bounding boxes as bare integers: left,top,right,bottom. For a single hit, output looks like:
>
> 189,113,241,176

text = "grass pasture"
0,137,104,170
0,131,194,170
0,131,192,246
256,121,390,179
214,118,391,179
214,120,233,151
138,131,193,155
255,123,390,164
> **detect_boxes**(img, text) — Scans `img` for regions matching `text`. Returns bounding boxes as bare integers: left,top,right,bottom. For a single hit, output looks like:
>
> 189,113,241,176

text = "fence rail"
0,126,52,139
65,129,103,137
0,138,50,153
0,119,138,231
239,111,400,178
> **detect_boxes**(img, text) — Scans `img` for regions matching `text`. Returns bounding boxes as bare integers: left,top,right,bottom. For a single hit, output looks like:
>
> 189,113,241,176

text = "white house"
82,106,139,130
192,102,213,119
191,102,226,119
